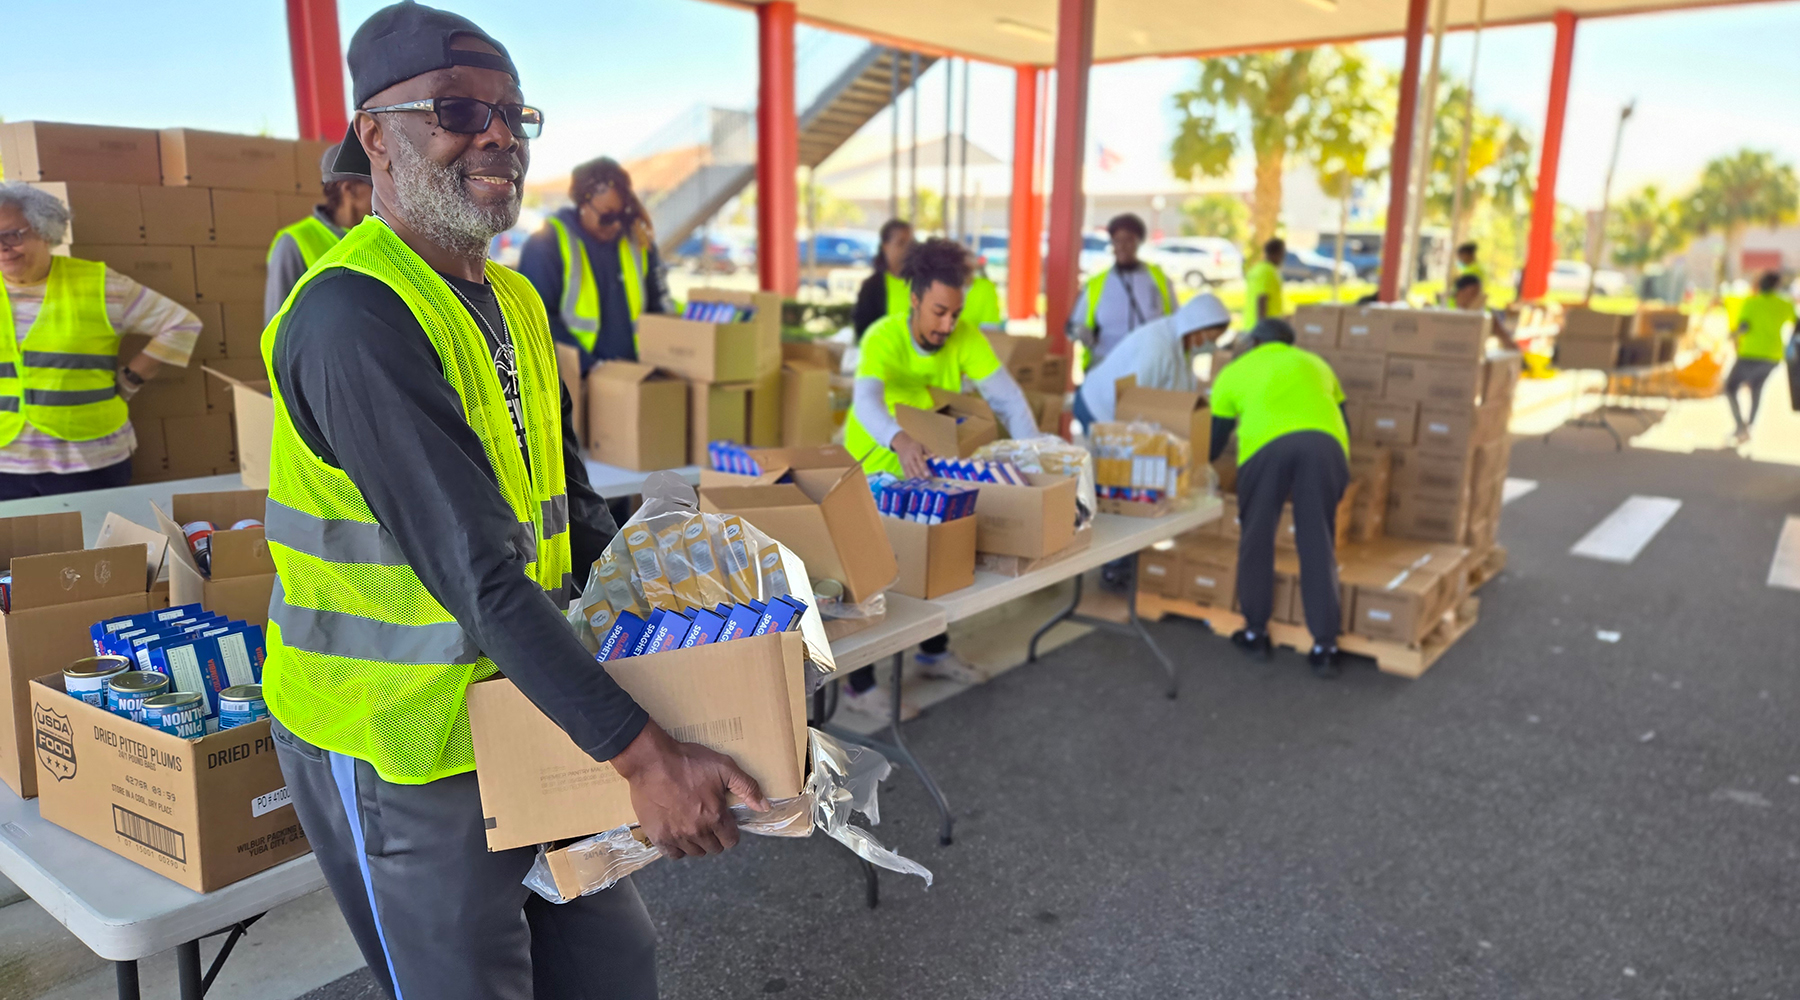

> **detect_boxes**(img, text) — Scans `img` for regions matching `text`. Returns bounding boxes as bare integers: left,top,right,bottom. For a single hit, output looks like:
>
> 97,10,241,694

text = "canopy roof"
713,0,1778,64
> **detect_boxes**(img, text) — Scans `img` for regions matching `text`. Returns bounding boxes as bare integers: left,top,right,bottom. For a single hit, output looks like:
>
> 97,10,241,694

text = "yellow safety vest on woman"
260,219,572,784
268,216,342,271
1084,263,1174,330
547,216,645,354
0,256,128,444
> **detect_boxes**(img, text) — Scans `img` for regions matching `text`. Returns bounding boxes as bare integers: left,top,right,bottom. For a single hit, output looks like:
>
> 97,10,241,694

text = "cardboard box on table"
68,245,196,303
1113,378,1211,453
1637,309,1688,339
697,444,856,488
585,362,688,471
780,356,835,448
1024,389,1064,434
1555,336,1620,372
1561,307,1632,342
205,367,275,489
984,330,1048,388
151,491,276,628
883,512,977,599
636,289,781,383
701,469,897,604
159,129,297,192
0,513,152,799
469,632,808,851
1,122,164,185
1036,354,1070,395
1291,305,1343,351
688,381,751,464
894,387,1000,459
30,676,306,892
747,368,782,448
971,473,1077,559
28,182,145,245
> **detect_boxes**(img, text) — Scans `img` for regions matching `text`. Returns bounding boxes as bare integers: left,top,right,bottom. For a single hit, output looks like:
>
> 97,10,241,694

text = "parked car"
1280,248,1358,284
1143,237,1244,287
1313,232,1384,278
1548,259,1629,297
1078,233,1113,278
673,232,738,275
800,230,877,269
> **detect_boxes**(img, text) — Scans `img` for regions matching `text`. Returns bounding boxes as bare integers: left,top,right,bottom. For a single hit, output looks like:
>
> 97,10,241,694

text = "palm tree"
1683,149,1798,280
1306,51,1391,299
1607,184,1686,274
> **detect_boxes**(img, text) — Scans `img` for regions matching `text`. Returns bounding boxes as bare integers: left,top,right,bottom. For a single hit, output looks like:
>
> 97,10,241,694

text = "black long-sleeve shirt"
852,269,889,341
270,267,648,763
515,208,670,375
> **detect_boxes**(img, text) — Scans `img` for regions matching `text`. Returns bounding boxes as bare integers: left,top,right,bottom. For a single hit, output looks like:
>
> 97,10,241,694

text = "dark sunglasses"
592,209,629,227
362,96,543,139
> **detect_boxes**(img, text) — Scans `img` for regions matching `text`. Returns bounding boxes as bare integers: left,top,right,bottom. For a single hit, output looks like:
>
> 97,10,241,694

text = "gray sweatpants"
1234,430,1350,643
273,719,658,1000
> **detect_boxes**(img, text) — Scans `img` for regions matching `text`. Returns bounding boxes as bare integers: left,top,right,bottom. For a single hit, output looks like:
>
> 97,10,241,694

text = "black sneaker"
1309,644,1342,679
1230,629,1272,662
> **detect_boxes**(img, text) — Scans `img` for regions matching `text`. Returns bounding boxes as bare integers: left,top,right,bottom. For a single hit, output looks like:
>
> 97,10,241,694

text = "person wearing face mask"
1068,213,1176,367
261,7,764,996
0,183,200,498
1072,292,1230,430
853,218,915,341
263,144,373,323
518,156,671,375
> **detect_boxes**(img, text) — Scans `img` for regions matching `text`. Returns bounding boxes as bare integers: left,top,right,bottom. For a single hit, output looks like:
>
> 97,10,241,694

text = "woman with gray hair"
0,183,199,497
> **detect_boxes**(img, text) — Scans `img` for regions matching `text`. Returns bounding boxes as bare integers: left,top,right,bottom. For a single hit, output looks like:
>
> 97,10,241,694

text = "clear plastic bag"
972,434,1097,527
567,471,835,673
522,728,932,903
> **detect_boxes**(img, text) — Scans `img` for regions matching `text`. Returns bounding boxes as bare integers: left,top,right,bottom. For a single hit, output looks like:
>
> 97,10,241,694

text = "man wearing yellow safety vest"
0,184,199,497
1068,213,1176,367
962,247,1004,331
262,8,761,997
262,144,372,323
852,218,915,341
519,156,669,374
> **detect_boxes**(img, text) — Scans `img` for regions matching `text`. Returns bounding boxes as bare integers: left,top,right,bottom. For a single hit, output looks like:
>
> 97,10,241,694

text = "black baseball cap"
331,2,520,176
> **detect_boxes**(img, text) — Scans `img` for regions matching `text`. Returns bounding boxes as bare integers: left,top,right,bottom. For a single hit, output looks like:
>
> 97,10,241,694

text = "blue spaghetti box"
630,610,671,657
752,598,803,636
91,604,205,654
645,610,692,653
721,604,763,641
598,611,649,661
681,608,726,648
146,626,265,716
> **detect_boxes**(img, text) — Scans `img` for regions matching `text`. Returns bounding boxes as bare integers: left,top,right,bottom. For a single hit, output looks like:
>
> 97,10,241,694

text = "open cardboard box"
697,444,858,489
894,387,999,459
0,512,152,798
701,468,898,603
468,631,807,851
882,512,977,599
972,472,1077,559
637,289,781,383
585,361,688,472
151,490,276,628
203,365,273,489
30,674,307,891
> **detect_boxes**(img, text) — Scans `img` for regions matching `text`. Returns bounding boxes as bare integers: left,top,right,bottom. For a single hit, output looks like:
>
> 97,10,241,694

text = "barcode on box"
1367,609,1393,622
668,717,744,747
251,785,292,818
113,804,187,863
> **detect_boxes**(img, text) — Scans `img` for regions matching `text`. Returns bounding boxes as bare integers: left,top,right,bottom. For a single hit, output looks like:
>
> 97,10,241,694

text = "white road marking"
1570,496,1683,564
1767,516,1800,591
1502,478,1539,505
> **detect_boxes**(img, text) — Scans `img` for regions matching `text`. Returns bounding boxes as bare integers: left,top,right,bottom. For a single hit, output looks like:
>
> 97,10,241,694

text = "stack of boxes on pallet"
1556,305,1685,372
2,121,330,483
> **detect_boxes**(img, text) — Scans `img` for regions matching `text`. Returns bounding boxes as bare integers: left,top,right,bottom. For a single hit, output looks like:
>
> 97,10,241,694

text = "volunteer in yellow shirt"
1208,318,1350,678
841,237,1042,711
852,219,914,341
1242,237,1287,331
962,248,1004,331
1728,271,1794,444
1455,241,1484,282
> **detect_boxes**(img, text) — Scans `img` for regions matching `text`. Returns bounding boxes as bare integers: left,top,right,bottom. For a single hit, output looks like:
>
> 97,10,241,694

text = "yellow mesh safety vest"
547,216,644,354
1084,263,1174,331
884,272,911,323
260,218,573,784
0,256,128,445
963,275,1002,328
269,215,342,270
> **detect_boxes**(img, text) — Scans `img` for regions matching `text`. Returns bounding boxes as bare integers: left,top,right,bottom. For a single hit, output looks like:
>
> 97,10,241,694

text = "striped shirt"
1,267,199,474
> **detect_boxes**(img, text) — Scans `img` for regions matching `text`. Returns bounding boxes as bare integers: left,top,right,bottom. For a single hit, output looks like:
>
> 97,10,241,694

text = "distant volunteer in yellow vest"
263,142,373,322
1726,270,1796,443
853,218,915,341
1242,237,1287,331
0,184,198,498
1069,212,1176,366
1209,318,1350,678
1455,241,1484,283
962,248,1004,331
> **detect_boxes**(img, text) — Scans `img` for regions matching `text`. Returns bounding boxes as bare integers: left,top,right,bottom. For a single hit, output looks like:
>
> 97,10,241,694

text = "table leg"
115,961,140,1000
1024,564,1181,698
823,653,955,846
1027,573,1085,663
177,939,203,1000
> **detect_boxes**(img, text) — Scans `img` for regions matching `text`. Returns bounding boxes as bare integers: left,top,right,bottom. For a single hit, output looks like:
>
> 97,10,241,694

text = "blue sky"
6,0,1799,209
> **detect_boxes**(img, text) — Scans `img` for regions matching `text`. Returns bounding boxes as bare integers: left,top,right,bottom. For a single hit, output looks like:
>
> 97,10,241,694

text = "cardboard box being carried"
702,468,898,603
586,361,688,472
468,631,807,851
637,289,781,383
151,491,276,628
30,677,307,891
895,387,1000,459
972,472,1077,559
2,122,164,186
882,513,977,599
0,513,152,799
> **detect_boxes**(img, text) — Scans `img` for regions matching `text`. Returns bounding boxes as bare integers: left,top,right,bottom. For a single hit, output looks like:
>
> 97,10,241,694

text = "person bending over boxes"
1208,318,1351,678
842,237,1041,716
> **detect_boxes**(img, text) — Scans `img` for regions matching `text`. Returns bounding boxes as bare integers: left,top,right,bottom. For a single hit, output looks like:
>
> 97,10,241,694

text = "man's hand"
610,719,769,859
891,430,934,479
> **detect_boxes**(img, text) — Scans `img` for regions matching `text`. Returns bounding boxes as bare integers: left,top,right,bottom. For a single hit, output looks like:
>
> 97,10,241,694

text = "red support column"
1007,66,1041,320
1521,10,1578,301
756,1,800,296
286,0,348,142
1378,0,1429,302
1043,0,1096,363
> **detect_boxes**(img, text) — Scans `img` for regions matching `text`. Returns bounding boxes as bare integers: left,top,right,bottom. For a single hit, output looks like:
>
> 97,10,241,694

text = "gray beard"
387,129,519,259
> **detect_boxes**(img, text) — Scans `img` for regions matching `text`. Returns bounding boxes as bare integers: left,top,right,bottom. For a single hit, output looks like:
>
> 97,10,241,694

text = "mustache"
456,149,525,182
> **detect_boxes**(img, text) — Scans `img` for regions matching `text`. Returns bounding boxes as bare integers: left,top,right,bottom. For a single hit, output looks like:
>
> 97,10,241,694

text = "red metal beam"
1043,0,1095,364
286,0,347,142
756,1,800,296
1378,0,1430,302
1007,66,1041,320
1521,9,1579,301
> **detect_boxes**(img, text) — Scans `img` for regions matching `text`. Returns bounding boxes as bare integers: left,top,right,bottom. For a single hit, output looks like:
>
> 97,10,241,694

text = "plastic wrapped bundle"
522,728,933,903
971,434,1097,528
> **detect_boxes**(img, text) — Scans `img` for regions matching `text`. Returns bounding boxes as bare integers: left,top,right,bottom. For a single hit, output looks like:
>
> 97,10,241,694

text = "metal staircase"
641,46,936,253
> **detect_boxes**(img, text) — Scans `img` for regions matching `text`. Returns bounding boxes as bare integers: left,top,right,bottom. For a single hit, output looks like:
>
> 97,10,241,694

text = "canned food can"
182,520,216,575
107,671,171,722
217,684,268,729
65,655,133,708
143,691,206,739
229,518,264,531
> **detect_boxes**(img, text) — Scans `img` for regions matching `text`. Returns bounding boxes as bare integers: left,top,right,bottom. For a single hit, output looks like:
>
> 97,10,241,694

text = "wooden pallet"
1137,592,1481,679
1467,545,1507,592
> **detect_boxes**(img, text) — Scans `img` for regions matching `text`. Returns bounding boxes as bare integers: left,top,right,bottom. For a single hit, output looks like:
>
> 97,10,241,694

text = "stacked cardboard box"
4,122,333,484
635,289,783,468
1556,306,1678,371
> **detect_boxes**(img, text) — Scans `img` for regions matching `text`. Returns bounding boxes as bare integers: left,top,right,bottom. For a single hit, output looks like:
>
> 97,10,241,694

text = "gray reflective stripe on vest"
23,351,116,370
265,499,407,566
0,398,17,413
515,522,537,563
26,387,117,406
271,578,480,665
0,363,16,379
542,494,569,536
560,237,598,333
